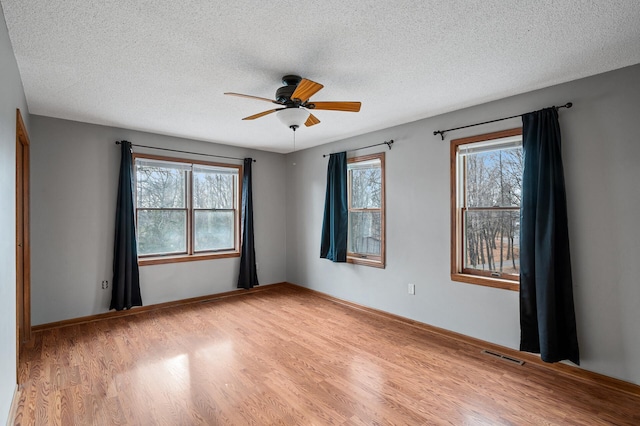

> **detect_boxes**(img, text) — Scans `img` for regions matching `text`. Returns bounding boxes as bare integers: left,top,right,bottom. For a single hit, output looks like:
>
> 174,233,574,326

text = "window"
134,154,241,265
347,153,385,268
451,129,522,291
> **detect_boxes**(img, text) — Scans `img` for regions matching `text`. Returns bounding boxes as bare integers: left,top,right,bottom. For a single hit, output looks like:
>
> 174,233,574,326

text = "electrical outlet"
408,283,415,295
101,280,109,289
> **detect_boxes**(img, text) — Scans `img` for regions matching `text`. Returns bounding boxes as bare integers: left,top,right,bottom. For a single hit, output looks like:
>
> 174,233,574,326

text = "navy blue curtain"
237,158,259,289
520,108,579,364
320,152,348,262
111,141,143,311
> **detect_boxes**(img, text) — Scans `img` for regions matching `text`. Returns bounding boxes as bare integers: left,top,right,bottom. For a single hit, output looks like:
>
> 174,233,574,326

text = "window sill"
139,251,240,266
451,273,519,291
347,257,385,269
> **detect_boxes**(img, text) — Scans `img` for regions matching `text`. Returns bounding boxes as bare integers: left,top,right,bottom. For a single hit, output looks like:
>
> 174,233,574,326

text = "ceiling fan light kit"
225,75,361,132
277,108,310,131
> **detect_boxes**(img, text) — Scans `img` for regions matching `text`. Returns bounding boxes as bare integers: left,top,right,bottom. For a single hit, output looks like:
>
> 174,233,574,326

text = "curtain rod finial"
556,102,573,110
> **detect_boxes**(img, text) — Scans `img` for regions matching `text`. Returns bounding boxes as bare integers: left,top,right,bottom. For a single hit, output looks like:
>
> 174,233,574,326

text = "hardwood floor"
12,285,640,425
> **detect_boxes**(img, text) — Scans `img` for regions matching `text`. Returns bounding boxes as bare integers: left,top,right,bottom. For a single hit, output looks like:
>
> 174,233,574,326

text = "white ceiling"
2,1,640,153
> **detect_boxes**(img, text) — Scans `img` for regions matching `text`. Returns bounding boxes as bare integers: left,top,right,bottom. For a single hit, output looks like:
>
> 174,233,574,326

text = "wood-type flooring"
12,285,640,425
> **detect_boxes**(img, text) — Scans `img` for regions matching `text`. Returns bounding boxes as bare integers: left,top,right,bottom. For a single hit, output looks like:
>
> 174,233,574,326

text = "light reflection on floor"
348,354,384,404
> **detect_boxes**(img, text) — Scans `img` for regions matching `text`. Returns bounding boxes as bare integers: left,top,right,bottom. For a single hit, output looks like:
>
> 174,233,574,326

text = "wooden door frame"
16,108,31,371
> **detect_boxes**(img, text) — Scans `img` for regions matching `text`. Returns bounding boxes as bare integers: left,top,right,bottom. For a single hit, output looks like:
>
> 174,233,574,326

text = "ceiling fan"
224,75,361,131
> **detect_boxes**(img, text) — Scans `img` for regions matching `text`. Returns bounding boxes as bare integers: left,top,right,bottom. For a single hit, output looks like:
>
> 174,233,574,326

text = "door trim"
16,109,31,375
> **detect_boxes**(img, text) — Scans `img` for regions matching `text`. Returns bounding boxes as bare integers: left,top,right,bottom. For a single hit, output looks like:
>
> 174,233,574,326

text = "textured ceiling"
2,1,640,153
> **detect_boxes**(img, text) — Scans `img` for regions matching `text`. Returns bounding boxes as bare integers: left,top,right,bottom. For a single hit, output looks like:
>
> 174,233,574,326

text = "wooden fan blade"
305,114,320,127
242,109,281,120
225,92,278,104
291,79,324,102
310,101,361,112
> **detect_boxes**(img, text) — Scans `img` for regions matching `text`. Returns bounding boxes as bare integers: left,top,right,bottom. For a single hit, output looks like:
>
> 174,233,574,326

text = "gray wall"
0,4,30,422
29,116,287,325
285,64,640,385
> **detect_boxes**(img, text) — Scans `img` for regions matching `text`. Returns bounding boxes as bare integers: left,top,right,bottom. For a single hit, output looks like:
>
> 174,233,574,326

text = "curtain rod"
433,102,573,140
322,140,394,158
115,141,256,162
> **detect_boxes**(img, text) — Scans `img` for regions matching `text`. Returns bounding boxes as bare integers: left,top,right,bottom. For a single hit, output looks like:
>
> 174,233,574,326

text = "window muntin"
347,153,385,268
451,129,522,290
134,155,240,264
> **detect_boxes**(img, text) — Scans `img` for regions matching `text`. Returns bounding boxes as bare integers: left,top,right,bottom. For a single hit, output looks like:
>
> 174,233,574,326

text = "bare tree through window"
347,153,385,267
136,163,188,255
463,147,523,276
451,128,522,289
134,157,240,261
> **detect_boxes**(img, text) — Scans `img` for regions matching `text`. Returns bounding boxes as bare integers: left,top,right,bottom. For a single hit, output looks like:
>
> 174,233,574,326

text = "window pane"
193,170,235,209
194,210,234,251
137,210,187,255
351,166,381,208
464,210,520,275
136,166,186,208
349,211,381,255
465,147,523,208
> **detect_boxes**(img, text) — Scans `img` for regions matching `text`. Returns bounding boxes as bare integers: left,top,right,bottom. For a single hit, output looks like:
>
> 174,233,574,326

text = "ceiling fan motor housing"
276,75,303,104
275,86,296,104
